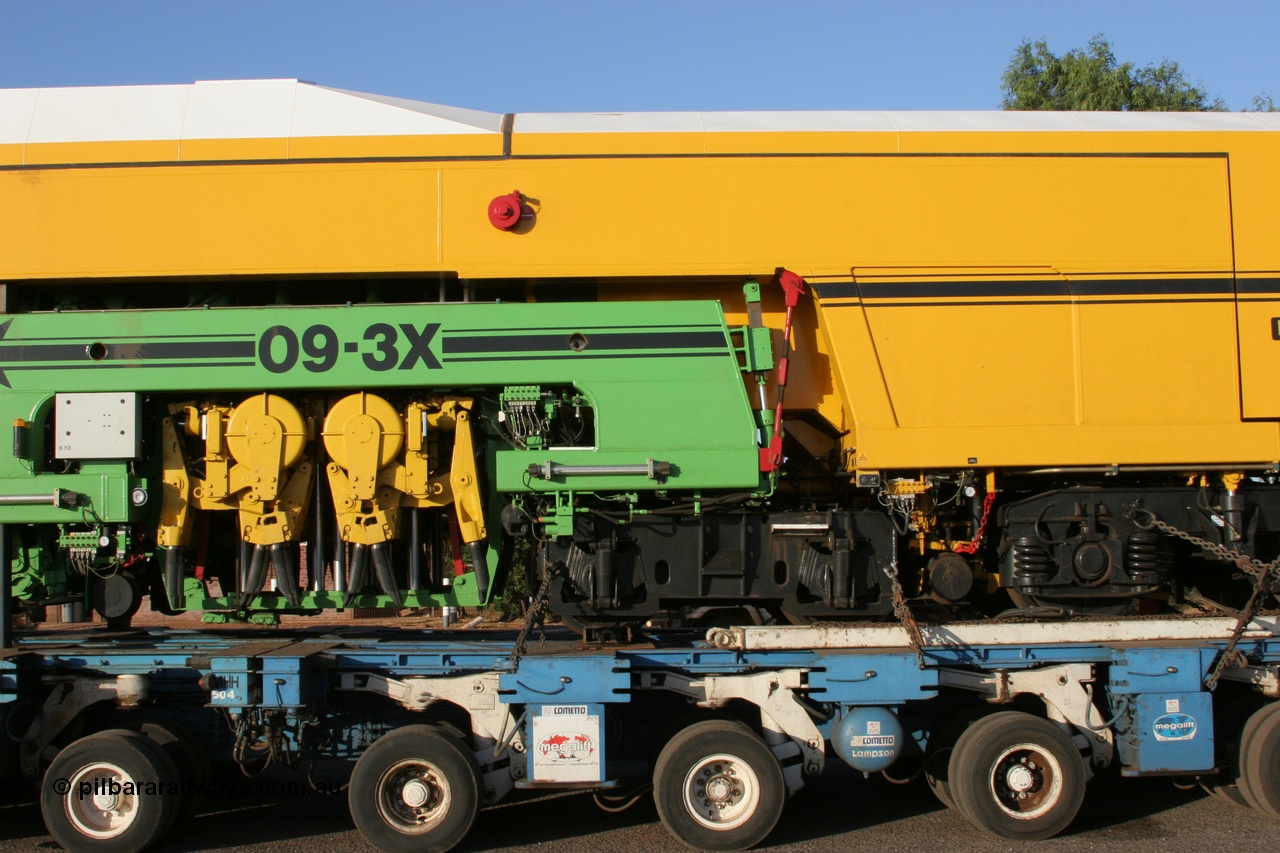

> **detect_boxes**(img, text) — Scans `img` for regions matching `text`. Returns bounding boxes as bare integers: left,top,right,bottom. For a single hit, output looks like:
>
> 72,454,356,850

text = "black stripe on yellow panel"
814,278,1233,302
1235,278,1280,294
857,298,1234,308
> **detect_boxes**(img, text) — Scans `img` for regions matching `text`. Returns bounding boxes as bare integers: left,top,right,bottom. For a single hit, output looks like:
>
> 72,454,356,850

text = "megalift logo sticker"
531,707,603,783
1153,712,1198,742
538,731,596,762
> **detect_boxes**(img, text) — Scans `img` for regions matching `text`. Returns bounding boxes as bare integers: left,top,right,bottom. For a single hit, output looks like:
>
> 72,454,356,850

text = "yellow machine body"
2,81,1279,476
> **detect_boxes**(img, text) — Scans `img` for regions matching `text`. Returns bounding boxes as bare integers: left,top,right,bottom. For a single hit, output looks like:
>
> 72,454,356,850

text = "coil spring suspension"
1009,537,1053,584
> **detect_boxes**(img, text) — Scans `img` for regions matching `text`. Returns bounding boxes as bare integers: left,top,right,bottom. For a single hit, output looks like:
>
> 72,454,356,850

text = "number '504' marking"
258,323,442,374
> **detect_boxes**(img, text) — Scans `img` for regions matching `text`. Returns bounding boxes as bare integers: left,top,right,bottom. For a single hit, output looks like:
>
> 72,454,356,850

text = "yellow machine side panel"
809,155,1280,469
4,137,1280,469
0,153,1242,282
6,133,504,167
1236,283,1280,419
513,130,903,156
1,163,444,277
1076,298,1241,426
858,298,1077,429
18,140,185,166
1225,140,1280,418
1227,140,1280,277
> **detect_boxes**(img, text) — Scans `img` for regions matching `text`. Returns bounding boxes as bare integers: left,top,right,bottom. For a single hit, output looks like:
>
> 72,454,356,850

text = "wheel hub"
66,763,138,839
376,759,452,833
683,754,761,831
401,779,431,809
1005,763,1036,793
704,771,740,805
91,790,122,811
990,745,1061,818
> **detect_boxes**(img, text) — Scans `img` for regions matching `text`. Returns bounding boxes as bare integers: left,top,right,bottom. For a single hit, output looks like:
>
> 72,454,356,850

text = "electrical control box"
54,393,141,459
1117,692,1216,775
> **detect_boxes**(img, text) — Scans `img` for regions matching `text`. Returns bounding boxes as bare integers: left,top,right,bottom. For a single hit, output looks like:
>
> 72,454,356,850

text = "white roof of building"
1,79,1275,146
517,109,1278,134
0,79,503,145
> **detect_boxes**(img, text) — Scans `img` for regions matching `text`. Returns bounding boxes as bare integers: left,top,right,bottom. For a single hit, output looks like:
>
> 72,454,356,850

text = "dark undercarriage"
533,479,1280,630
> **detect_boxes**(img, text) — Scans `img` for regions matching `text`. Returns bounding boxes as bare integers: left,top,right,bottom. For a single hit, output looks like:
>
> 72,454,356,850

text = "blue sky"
2,1,1276,112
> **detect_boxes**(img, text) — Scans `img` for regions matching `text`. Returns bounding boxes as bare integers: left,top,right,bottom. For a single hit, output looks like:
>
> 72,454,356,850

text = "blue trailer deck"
3,615,1279,851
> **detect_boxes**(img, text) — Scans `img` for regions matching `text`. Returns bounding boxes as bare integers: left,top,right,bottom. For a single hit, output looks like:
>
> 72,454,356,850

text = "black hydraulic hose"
271,543,302,608
408,510,423,591
238,545,269,608
310,462,328,592
469,541,490,602
164,547,185,610
370,542,402,608
343,544,368,608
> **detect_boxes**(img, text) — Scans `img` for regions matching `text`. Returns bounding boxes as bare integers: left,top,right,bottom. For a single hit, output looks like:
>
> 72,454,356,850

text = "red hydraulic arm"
760,269,806,472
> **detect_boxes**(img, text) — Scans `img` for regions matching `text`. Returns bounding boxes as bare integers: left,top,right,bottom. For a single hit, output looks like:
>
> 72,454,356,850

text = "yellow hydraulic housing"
323,393,406,547
156,394,315,607
322,394,487,605
157,392,488,609
159,395,315,546
322,394,485,542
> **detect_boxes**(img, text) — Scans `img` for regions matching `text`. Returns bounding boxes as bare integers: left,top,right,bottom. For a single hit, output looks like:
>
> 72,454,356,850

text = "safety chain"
883,559,926,668
1132,507,1280,580
1129,506,1280,690
954,491,998,555
508,569,554,669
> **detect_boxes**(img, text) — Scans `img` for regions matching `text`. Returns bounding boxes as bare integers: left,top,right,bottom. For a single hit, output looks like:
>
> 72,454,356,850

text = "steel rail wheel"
948,711,1086,841
1239,701,1280,818
349,724,482,853
40,730,180,853
653,719,785,851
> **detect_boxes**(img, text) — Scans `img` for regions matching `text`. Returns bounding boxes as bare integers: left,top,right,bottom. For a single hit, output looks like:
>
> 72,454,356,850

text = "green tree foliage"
1250,93,1278,112
1001,35,1226,111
